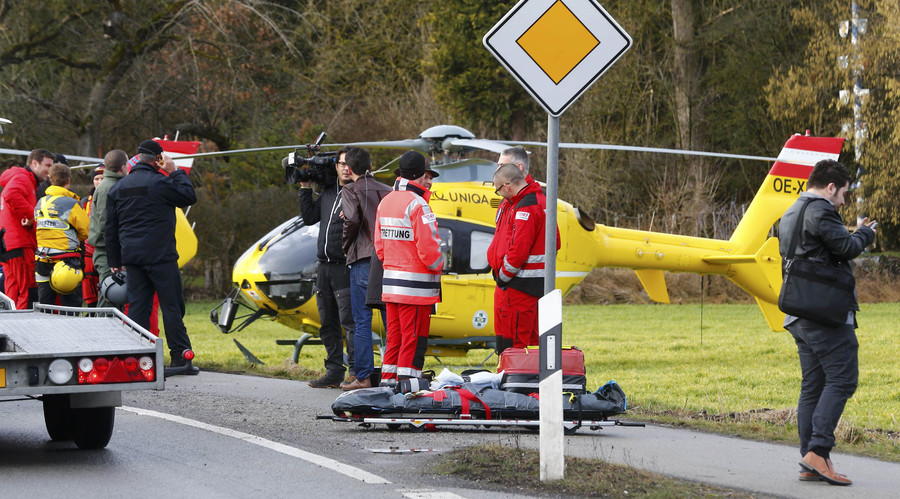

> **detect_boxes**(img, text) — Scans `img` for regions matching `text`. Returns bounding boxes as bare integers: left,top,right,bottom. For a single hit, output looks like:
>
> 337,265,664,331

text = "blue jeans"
788,318,859,456
350,259,374,380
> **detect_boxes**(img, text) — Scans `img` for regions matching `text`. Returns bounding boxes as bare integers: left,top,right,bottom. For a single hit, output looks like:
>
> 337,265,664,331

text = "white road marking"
400,490,466,499
120,406,390,484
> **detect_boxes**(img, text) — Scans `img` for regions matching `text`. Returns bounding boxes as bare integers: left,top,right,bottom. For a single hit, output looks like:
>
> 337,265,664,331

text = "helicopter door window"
469,230,492,273
438,227,453,273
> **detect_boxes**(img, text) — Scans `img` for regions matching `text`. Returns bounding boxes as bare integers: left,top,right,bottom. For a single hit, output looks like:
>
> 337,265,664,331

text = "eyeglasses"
336,161,349,167
494,182,509,196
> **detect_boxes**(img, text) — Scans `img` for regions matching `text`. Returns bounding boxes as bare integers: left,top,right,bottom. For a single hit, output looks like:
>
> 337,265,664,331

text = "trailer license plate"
0,368,5,388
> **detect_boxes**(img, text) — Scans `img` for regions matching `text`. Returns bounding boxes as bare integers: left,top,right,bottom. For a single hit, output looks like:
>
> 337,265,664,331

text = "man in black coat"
106,139,197,369
779,159,877,486
298,149,355,388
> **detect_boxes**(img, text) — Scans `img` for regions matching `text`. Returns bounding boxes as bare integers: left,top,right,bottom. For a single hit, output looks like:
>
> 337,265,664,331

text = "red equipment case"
498,346,587,394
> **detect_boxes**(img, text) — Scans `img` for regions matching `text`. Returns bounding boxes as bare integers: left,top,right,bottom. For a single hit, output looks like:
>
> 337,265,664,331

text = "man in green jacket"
87,149,128,307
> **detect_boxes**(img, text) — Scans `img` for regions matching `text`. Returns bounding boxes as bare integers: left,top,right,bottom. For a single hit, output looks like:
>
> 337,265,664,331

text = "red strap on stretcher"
421,386,492,420
455,387,491,420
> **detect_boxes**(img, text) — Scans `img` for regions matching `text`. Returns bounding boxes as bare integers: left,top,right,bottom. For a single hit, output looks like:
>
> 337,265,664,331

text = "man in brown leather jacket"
340,147,392,390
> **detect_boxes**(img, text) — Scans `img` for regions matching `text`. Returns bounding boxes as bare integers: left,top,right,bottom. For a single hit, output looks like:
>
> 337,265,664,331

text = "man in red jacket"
373,151,442,390
487,161,556,354
0,148,54,309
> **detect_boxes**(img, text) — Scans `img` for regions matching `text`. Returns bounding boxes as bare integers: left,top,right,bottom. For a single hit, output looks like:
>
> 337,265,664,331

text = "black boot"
308,370,344,388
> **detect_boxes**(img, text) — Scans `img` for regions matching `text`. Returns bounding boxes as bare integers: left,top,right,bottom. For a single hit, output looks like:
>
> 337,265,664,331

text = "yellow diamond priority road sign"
484,0,632,117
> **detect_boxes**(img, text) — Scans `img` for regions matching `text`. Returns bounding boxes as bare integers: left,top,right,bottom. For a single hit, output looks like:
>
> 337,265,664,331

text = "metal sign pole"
484,0,632,484
545,114,559,295
539,114,564,481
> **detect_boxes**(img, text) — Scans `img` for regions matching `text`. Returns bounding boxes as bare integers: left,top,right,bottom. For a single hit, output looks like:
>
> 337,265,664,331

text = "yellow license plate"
0,368,5,388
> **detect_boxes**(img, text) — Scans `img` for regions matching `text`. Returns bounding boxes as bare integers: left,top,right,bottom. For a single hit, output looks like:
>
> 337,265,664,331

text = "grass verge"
433,444,753,498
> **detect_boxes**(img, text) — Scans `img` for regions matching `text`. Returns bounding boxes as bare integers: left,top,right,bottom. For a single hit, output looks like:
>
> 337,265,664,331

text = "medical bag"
498,346,586,394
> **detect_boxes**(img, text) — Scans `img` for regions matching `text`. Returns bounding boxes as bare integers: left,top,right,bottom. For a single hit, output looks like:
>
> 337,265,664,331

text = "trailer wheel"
42,394,74,441
72,407,115,449
386,423,402,431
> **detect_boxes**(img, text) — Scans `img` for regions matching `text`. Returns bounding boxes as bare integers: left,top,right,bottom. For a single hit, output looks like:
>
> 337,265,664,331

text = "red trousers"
82,255,99,305
2,253,36,310
494,287,539,348
382,302,431,380
124,293,160,336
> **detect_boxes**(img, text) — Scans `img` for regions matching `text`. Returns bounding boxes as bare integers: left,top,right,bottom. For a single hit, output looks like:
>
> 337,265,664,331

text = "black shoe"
308,371,344,388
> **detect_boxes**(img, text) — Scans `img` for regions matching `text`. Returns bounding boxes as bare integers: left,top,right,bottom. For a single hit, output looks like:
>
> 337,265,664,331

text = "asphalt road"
3,371,899,498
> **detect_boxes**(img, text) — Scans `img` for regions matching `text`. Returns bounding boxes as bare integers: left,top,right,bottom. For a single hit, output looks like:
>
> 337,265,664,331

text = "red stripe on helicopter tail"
768,136,845,179
158,139,201,155
158,139,201,174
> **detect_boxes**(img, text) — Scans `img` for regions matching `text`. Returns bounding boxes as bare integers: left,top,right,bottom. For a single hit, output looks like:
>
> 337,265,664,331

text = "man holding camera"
298,148,356,388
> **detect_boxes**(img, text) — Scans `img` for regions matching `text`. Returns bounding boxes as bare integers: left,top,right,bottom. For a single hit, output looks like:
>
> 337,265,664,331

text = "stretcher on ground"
322,381,644,433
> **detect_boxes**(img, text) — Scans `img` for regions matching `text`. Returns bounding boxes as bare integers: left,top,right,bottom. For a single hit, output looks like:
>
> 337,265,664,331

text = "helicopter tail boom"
574,133,845,331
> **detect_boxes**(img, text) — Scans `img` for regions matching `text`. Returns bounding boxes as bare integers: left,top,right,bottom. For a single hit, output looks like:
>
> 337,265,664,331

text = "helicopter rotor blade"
176,138,434,160
372,154,404,176
508,141,777,162
177,145,308,160
446,138,512,154
0,147,104,166
337,138,433,154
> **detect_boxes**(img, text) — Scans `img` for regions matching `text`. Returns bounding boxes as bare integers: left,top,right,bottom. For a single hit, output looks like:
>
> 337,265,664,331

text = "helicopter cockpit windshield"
428,158,497,184
248,216,319,309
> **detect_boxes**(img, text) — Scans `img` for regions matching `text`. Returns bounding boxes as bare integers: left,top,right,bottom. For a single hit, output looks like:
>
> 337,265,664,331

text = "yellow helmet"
50,261,83,295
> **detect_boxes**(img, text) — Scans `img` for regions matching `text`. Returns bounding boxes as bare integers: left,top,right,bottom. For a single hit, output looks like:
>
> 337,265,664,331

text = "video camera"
283,131,337,187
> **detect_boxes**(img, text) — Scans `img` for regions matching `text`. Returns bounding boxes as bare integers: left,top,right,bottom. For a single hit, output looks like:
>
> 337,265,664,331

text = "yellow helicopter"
205,125,845,358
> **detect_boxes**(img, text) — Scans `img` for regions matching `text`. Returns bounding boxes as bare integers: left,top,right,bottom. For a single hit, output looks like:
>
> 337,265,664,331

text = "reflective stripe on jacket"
373,178,442,305
34,186,89,253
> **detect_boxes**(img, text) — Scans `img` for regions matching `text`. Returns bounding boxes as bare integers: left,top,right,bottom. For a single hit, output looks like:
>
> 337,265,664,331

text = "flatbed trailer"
0,293,164,449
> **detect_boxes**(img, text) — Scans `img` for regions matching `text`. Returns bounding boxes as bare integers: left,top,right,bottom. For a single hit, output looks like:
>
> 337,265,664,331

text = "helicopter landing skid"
275,331,385,364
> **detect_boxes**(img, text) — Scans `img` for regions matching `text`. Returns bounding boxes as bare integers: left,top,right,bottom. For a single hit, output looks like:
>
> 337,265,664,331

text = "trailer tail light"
77,355,156,384
48,359,74,385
